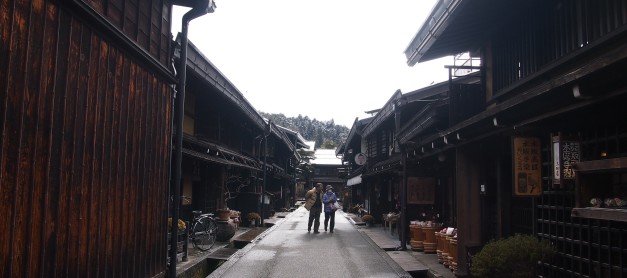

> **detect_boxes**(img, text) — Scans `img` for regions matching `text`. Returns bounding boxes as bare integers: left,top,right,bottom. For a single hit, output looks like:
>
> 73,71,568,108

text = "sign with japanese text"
551,134,580,186
513,137,542,196
561,141,580,179
407,177,436,204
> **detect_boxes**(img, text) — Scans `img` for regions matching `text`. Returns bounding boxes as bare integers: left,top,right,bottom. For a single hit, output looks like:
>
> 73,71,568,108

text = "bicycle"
172,196,218,252
189,210,218,252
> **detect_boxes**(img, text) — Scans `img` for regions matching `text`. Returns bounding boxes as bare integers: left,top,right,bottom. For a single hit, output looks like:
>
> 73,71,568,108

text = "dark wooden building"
338,74,477,225
403,0,627,276
337,117,372,212
1,0,307,276
310,148,345,206
174,38,305,224
1,0,177,277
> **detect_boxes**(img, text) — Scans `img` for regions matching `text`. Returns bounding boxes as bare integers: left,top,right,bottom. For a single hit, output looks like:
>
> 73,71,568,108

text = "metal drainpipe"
260,121,271,226
292,136,298,209
170,1,215,277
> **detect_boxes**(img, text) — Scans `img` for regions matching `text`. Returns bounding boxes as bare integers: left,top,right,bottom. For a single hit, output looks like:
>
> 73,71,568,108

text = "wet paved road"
209,207,412,278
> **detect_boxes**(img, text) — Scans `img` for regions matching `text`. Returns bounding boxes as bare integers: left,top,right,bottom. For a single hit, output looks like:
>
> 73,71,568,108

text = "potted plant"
247,212,261,227
167,217,187,232
216,208,231,221
362,214,374,227
470,234,555,278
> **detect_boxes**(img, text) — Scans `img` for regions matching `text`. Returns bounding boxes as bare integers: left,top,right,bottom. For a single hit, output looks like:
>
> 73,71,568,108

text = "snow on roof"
310,149,342,165
303,141,316,150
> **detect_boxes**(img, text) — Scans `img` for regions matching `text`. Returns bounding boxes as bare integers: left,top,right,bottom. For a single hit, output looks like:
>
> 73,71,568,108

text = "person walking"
322,185,338,233
304,183,323,233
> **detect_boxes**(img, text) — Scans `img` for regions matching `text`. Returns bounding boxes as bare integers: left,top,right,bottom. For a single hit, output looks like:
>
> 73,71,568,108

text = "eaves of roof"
276,124,308,150
404,0,466,65
346,165,365,179
276,125,309,149
339,117,372,158
269,121,297,154
362,82,450,141
397,103,439,145
404,0,541,65
175,35,266,131
403,81,449,103
182,148,261,171
362,90,403,137
337,117,359,156
335,142,345,157
183,135,262,170
363,155,402,177
412,36,627,156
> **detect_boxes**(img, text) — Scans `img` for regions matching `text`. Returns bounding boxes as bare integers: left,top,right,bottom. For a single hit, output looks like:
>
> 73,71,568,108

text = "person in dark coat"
305,183,323,233
322,185,338,233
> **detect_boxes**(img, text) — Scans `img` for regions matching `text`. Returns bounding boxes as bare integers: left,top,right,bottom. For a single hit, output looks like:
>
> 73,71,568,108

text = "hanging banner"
513,137,542,196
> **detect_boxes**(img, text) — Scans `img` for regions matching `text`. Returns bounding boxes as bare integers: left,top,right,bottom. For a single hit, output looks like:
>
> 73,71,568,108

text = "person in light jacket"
304,183,323,233
322,184,338,233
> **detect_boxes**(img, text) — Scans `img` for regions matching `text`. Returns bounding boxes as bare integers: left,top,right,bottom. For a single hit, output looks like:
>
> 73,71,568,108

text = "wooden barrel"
422,227,439,254
435,232,443,262
449,237,458,272
441,234,450,266
410,225,424,251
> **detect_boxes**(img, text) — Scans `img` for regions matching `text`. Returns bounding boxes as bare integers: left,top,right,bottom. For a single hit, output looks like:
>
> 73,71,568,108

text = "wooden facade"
1,0,174,277
339,75,477,226
400,0,627,276
175,39,304,226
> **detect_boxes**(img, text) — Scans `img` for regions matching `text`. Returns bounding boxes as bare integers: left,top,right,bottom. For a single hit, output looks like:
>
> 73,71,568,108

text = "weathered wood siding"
492,0,627,93
81,0,173,66
0,0,173,277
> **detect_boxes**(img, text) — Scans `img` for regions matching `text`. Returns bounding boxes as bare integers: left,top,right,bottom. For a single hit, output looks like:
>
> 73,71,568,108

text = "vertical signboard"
513,137,542,196
551,134,580,187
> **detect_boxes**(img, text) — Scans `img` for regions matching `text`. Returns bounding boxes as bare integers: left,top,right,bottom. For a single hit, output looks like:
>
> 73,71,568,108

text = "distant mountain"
260,112,349,149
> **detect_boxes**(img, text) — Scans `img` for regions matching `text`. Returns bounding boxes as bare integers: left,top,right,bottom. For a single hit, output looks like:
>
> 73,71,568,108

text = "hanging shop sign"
551,133,580,187
407,177,436,204
513,137,542,196
354,153,367,165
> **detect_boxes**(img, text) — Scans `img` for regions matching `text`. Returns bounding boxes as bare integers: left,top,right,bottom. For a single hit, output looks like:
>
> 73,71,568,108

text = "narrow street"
207,207,455,278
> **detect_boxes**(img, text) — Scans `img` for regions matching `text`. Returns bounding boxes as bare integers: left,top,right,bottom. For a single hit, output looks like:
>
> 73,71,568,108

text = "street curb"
344,213,413,278
345,213,451,278
206,208,297,277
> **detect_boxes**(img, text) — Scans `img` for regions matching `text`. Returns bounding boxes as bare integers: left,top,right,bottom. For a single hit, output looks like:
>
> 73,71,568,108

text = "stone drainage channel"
175,217,284,278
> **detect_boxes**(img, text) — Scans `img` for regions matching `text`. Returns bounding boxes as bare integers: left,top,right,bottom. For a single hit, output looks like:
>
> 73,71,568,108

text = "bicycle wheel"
192,217,217,251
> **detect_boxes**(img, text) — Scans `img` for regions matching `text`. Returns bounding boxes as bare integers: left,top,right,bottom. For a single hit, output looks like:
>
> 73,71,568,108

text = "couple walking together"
304,183,337,233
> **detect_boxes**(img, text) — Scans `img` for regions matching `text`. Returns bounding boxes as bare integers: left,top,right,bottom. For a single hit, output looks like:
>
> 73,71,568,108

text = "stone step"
387,251,429,277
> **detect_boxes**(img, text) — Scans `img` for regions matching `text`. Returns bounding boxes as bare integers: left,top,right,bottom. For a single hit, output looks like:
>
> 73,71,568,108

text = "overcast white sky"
172,0,451,128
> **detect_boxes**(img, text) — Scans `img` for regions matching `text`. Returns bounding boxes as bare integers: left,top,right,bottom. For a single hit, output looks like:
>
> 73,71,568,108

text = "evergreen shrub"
470,234,555,278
